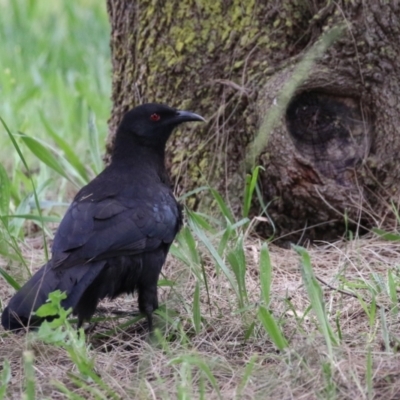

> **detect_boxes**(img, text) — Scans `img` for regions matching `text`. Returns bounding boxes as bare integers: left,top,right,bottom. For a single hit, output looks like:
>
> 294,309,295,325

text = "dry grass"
1,235,400,399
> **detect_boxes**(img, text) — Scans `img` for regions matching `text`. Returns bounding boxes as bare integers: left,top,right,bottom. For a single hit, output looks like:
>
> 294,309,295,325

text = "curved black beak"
176,110,205,123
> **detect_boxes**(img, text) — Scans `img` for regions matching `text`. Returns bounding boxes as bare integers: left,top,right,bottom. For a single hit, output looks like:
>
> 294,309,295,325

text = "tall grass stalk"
294,245,339,358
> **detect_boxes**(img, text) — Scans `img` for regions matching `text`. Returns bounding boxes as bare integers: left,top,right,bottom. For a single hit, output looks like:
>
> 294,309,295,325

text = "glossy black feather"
1,103,204,332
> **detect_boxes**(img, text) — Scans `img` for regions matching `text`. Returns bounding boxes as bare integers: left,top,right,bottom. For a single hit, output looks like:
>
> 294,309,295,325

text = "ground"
1,235,400,399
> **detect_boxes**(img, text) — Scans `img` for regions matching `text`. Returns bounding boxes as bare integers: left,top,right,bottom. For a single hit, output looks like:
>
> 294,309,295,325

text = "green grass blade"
39,111,90,183
258,306,288,350
209,188,235,224
217,225,233,256
5,214,61,223
244,321,255,340
366,346,373,399
0,163,11,228
1,117,49,260
180,225,201,267
188,211,239,298
243,166,263,218
87,110,103,175
294,245,339,356
380,306,390,352
8,194,31,237
227,235,248,307
356,293,373,321
372,228,400,241
51,381,87,400
178,186,209,201
0,267,22,290
23,351,36,400
0,360,11,400
236,355,257,399
388,270,398,315
259,242,272,307
19,133,72,182
188,210,216,233
193,282,201,334
169,356,222,400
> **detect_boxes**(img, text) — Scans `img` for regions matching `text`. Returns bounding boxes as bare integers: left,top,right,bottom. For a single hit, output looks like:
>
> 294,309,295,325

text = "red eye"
150,113,161,121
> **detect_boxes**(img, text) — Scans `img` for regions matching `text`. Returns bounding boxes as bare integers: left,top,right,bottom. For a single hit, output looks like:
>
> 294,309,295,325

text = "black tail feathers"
1,260,105,331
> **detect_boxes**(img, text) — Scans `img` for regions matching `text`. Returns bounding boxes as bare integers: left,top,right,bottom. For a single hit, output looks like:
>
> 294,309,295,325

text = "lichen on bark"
106,0,400,241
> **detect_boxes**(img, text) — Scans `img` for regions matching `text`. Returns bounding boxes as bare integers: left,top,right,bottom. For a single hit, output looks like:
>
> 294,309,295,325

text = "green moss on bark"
107,0,400,240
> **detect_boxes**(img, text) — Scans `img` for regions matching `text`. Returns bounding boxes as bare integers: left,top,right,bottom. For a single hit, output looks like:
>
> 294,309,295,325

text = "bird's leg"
77,317,84,330
138,283,158,333
83,322,98,335
145,310,153,333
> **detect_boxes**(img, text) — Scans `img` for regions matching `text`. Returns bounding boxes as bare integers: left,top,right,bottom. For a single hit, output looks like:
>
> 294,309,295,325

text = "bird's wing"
51,187,181,269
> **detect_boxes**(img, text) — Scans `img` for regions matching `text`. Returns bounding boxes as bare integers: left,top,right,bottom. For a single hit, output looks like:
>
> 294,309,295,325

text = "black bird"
2,103,204,332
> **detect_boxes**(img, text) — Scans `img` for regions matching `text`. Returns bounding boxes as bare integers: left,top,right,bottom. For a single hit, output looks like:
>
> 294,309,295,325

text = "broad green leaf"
35,302,59,317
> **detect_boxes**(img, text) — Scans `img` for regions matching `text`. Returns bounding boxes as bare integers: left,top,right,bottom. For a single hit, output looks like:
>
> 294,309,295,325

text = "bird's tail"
1,260,105,331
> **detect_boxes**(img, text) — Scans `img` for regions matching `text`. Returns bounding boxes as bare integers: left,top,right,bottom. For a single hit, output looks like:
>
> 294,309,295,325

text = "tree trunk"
106,0,400,242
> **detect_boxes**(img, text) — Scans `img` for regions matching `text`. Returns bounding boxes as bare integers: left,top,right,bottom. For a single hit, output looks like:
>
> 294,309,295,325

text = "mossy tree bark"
106,0,400,242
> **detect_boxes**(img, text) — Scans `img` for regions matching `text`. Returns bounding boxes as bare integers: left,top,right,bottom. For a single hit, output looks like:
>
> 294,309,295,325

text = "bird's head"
116,103,205,148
